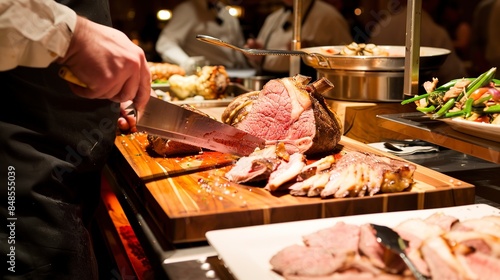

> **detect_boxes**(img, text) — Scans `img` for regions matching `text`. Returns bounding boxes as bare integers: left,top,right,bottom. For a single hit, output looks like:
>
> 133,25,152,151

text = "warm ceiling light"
157,9,172,21
226,5,243,18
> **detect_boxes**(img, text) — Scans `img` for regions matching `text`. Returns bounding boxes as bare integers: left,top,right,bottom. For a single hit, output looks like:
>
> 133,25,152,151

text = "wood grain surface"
110,133,475,244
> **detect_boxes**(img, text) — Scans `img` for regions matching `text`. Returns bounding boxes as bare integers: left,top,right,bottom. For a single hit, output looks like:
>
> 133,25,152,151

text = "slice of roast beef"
451,216,500,239
302,222,360,255
264,152,307,191
420,236,477,279
392,218,444,277
424,212,459,231
147,134,201,156
456,251,500,280
269,244,346,277
318,151,416,198
289,172,331,197
224,144,283,183
444,230,500,257
222,74,342,156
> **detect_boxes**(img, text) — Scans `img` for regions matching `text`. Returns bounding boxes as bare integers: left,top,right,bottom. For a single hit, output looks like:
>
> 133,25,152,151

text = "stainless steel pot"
300,46,450,102
243,76,275,91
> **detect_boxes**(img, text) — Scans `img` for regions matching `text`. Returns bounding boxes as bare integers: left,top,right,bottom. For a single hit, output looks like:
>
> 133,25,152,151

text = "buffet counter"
97,129,480,278
93,96,500,279
377,112,500,164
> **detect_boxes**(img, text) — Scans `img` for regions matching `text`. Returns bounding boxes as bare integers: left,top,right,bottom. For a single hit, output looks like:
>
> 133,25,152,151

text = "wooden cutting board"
109,133,474,244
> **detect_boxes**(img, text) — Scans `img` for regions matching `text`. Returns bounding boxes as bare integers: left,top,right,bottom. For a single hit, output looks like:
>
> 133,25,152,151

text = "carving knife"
58,66,266,156
137,97,266,156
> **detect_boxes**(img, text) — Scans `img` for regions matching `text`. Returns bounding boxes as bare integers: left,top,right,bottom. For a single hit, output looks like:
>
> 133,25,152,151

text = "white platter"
206,204,500,280
441,117,500,142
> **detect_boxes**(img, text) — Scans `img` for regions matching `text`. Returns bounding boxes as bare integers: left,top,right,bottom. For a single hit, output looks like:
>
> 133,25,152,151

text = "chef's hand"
117,90,157,133
57,16,151,111
117,100,138,133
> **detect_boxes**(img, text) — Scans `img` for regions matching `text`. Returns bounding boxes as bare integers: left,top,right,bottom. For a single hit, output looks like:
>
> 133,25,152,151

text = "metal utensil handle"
246,48,305,56
196,34,308,56
399,252,430,280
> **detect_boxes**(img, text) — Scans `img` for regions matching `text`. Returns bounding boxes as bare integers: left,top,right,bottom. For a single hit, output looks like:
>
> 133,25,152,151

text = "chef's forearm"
156,42,189,65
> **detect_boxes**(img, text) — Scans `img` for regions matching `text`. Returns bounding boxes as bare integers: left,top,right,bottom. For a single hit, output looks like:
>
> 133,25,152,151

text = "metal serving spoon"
371,224,431,280
196,34,309,57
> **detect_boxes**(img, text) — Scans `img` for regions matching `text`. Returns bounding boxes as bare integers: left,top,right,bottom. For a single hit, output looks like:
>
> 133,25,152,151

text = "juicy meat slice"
357,224,407,275
451,216,500,239
456,251,500,280
265,153,306,191
223,75,342,155
147,134,201,156
289,171,331,197
302,222,360,255
269,244,345,277
445,230,500,257
297,155,336,181
320,152,416,198
420,236,476,280
424,212,459,231
224,144,281,183
393,218,445,276
358,224,386,269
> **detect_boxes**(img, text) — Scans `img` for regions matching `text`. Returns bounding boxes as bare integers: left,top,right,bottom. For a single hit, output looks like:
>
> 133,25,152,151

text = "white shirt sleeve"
0,0,77,71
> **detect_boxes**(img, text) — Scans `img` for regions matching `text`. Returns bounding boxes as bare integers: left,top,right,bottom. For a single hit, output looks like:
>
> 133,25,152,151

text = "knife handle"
58,67,88,88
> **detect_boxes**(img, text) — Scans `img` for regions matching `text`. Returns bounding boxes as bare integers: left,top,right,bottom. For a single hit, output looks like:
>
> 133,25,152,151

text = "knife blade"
137,97,266,156
58,67,266,156
371,224,430,280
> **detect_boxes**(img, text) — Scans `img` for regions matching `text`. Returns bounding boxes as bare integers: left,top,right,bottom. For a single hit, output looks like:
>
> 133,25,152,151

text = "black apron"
0,1,118,279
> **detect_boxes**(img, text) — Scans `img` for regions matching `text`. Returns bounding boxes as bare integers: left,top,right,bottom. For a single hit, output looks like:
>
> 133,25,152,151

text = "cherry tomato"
469,87,490,100
474,115,491,123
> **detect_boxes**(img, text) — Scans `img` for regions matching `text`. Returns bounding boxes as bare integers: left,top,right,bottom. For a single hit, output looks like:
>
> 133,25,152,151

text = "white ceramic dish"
441,118,500,142
206,204,500,280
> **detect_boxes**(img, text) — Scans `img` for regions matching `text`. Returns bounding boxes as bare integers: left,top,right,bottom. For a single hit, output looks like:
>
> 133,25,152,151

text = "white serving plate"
206,204,500,280
441,117,500,142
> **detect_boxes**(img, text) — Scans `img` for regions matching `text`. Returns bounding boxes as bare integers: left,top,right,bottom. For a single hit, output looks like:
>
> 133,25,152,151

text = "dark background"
108,0,479,64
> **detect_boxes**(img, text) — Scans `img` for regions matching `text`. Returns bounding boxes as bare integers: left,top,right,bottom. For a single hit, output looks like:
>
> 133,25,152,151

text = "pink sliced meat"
223,75,342,156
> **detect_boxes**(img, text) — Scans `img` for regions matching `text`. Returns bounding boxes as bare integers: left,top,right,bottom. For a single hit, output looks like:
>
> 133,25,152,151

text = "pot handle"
308,53,330,68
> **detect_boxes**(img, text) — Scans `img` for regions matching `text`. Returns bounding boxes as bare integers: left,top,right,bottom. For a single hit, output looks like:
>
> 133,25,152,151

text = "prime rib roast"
221,74,343,156
271,214,500,279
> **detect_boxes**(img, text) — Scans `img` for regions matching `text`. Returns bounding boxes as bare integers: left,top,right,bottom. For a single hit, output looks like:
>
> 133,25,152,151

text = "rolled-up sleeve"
0,0,76,71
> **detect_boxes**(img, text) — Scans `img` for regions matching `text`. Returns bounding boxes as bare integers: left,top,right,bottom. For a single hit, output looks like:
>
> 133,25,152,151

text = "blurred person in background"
369,0,467,83
485,0,500,75
437,0,472,64
244,0,352,78
156,0,249,72
0,0,151,278
470,0,496,77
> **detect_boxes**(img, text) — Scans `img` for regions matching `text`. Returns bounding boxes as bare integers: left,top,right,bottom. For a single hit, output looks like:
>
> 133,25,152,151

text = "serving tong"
196,34,308,57
196,35,330,68
371,224,430,280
